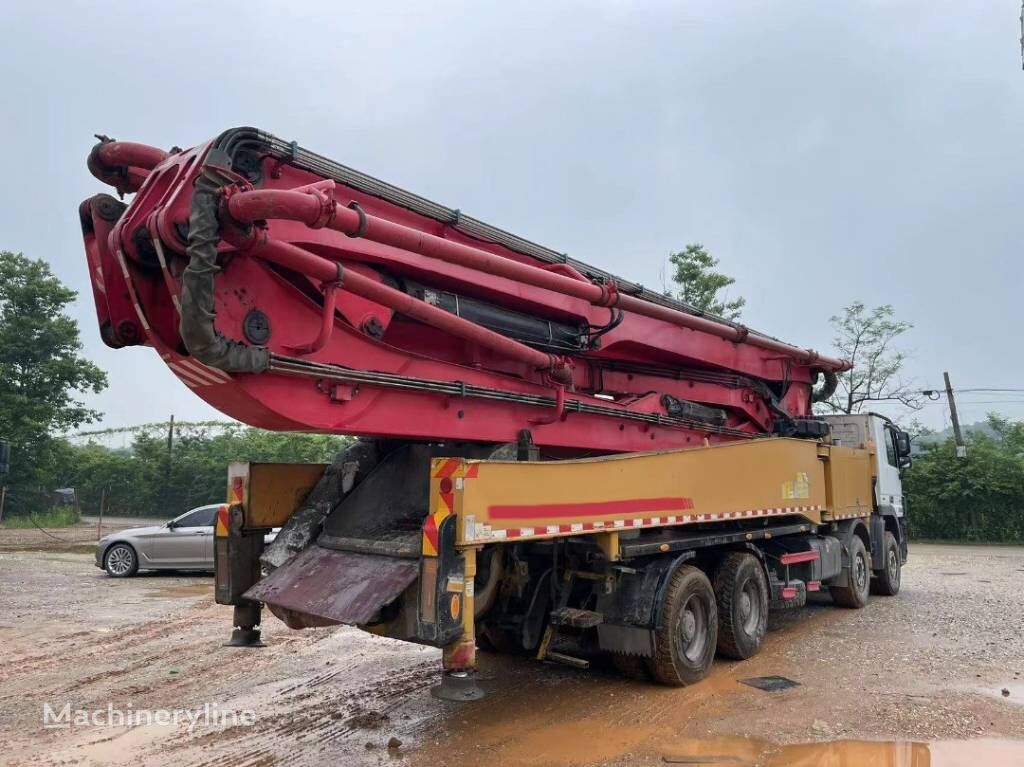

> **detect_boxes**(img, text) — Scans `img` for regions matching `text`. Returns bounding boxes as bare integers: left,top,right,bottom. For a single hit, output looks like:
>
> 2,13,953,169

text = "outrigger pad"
431,671,485,701
244,544,418,626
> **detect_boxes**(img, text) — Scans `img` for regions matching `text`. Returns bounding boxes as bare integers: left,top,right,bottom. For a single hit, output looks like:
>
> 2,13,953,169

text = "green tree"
0,251,107,512
904,416,1024,542
818,302,920,415
59,426,350,517
668,244,745,320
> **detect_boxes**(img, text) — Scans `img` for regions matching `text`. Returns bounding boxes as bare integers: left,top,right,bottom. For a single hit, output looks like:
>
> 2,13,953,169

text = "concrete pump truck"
81,128,910,699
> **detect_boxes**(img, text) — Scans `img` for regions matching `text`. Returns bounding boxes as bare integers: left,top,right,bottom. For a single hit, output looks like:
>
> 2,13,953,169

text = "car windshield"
174,506,217,527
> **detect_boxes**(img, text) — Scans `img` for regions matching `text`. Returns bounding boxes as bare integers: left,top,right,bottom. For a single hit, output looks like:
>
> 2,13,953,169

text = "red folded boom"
80,127,846,453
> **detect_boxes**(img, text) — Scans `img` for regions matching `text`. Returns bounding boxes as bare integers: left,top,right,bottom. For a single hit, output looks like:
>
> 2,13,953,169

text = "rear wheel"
870,531,902,596
831,535,870,608
647,565,718,686
104,543,138,578
713,553,768,659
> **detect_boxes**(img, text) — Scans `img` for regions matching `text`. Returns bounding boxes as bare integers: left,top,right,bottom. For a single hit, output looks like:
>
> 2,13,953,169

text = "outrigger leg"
214,497,267,648
431,548,485,701
226,601,265,647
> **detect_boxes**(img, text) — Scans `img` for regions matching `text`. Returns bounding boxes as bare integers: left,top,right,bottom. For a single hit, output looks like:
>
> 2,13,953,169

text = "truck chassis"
215,421,908,699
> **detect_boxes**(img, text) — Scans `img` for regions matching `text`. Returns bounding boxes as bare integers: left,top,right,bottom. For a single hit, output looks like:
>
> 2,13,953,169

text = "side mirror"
899,455,913,470
895,432,912,458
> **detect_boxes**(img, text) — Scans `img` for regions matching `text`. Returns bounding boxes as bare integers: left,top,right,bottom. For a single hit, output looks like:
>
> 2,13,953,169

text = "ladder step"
549,607,603,628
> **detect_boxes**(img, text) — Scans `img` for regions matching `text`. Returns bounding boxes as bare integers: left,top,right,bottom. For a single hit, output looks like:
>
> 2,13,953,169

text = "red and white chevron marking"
469,505,823,543
161,354,232,388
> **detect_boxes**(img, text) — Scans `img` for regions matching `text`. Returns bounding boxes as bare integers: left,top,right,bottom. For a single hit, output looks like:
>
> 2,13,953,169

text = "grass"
0,506,82,529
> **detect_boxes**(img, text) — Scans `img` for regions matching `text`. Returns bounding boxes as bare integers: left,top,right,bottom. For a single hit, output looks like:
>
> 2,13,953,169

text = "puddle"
661,737,1024,767
424,731,1024,767
144,583,212,599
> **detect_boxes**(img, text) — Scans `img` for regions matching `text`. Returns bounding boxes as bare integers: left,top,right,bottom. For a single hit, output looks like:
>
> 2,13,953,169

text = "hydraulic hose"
811,369,840,403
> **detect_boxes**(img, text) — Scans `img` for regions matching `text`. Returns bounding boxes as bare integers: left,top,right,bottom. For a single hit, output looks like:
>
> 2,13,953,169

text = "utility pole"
943,371,967,458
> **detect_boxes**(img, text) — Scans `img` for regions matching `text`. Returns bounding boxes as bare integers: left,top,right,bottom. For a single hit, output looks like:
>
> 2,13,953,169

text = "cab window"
884,426,898,468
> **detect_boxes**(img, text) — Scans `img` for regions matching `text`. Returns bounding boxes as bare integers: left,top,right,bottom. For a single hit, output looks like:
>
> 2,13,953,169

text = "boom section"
80,127,848,450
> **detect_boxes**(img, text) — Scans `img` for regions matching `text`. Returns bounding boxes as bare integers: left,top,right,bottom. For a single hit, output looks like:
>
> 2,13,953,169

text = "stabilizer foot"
225,627,266,647
430,670,484,701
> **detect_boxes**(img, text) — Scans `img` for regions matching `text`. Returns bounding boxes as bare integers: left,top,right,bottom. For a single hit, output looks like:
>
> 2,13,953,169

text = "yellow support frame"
427,437,874,553
225,461,328,531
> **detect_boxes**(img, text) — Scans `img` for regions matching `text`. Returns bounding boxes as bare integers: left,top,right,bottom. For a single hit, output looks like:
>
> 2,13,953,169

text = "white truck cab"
819,413,909,514
821,413,912,571
823,413,910,515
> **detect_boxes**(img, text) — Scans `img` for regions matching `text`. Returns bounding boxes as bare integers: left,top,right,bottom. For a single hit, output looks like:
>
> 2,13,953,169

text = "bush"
904,417,1024,543
1,505,81,529
53,426,350,519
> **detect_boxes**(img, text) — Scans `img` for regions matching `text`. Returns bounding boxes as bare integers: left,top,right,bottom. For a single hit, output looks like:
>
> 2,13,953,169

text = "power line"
956,388,1024,393
920,387,1024,395
917,399,1024,406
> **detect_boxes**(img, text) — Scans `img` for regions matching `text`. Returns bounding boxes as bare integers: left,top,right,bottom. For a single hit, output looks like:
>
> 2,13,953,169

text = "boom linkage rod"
267,354,756,439
223,229,573,383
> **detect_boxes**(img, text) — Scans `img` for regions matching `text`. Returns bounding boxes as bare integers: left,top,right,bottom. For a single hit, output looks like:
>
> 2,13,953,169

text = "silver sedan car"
95,504,276,577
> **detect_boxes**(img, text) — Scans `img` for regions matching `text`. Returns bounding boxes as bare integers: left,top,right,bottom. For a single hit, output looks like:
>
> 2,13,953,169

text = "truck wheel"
714,553,768,659
831,535,870,608
647,565,718,686
870,531,901,596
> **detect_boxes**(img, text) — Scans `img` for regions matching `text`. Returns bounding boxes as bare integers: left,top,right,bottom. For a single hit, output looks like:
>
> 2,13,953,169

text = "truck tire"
713,553,768,659
831,535,871,608
647,565,718,686
870,531,901,596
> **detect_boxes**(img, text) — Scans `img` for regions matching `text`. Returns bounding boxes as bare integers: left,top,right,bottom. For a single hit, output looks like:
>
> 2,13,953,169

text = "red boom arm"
79,128,846,453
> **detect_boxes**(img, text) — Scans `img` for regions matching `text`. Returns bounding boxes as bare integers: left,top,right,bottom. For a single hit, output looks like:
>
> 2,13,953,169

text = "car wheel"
104,543,139,577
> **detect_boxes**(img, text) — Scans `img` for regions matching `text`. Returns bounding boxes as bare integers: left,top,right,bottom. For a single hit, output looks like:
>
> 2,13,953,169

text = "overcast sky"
2,1,1021,433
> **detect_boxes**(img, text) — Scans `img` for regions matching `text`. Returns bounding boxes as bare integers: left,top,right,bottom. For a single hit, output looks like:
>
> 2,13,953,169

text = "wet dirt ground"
1,541,1022,766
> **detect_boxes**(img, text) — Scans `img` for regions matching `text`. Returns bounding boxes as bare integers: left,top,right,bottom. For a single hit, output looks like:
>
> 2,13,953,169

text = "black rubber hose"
811,370,839,403
178,173,269,372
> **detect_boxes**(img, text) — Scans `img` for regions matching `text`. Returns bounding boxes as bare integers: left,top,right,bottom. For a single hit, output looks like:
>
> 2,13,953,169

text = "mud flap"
244,544,419,625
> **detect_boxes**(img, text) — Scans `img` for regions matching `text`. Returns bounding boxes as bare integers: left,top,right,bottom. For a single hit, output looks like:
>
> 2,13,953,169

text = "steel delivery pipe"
225,186,849,372
88,139,170,195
